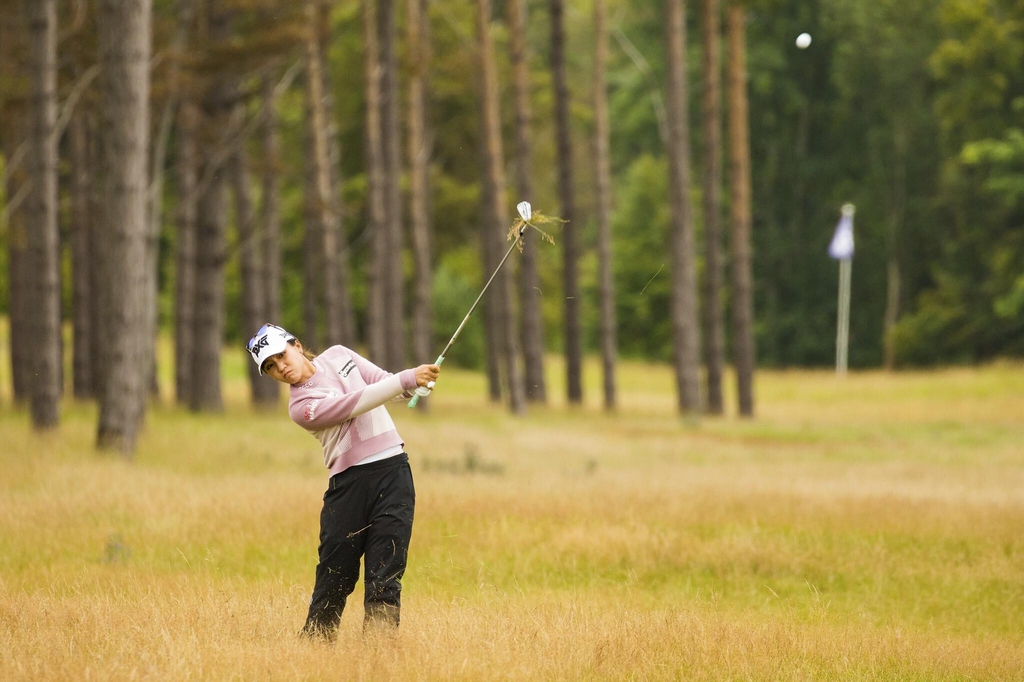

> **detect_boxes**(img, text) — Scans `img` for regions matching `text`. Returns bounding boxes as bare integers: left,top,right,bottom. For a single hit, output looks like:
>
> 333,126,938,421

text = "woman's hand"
414,364,441,388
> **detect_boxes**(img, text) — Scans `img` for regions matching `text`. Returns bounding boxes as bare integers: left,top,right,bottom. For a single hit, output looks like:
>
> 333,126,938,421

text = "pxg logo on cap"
249,334,270,357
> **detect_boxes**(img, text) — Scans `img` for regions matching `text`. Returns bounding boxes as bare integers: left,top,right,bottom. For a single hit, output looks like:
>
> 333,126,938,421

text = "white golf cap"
246,323,296,375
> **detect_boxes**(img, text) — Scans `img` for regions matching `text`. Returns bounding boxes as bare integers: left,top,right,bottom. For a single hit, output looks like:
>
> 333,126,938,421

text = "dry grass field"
1,333,1023,680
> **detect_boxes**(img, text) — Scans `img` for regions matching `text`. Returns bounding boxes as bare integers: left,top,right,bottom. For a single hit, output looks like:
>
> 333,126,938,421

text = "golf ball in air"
796,33,812,49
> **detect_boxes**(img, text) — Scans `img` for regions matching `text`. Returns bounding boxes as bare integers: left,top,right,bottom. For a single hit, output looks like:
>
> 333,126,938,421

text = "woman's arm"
348,350,440,402
288,348,414,429
290,370,417,429
289,350,440,430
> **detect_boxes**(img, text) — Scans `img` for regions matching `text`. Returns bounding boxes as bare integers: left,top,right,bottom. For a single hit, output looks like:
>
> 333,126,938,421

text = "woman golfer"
246,323,440,639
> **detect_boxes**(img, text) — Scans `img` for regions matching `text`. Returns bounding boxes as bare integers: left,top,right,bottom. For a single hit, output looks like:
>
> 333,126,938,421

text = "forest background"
1,0,1023,443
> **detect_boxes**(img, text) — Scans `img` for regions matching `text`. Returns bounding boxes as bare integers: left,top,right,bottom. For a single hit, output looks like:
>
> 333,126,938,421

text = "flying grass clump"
508,209,562,252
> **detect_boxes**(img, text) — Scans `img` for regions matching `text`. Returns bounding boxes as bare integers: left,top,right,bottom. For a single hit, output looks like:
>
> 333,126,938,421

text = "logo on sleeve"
339,360,356,378
304,399,321,422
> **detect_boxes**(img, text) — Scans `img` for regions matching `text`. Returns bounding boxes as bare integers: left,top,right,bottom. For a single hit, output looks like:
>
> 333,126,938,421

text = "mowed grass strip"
1,351,1023,680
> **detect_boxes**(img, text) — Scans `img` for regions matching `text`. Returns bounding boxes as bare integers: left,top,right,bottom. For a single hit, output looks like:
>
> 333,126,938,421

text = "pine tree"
476,0,526,413
508,0,547,403
726,2,755,417
95,0,154,451
593,0,617,411
701,0,726,414
549,0,582,404
666,0,703,415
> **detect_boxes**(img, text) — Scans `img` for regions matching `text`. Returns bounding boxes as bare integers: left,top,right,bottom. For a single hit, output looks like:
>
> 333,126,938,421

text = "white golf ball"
796,33,812,49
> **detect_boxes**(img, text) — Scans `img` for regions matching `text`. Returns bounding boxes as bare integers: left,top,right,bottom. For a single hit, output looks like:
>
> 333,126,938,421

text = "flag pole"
836,257,851,375
834,203,855,375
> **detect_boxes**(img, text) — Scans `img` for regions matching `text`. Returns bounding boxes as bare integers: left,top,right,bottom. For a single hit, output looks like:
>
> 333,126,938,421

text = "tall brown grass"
1,348,1023,680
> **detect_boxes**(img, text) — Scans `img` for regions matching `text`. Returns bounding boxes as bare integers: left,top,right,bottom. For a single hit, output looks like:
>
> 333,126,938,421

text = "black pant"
301,453,415,639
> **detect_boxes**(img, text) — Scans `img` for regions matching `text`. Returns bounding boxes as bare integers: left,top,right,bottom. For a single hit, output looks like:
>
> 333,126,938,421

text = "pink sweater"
288,345,418,475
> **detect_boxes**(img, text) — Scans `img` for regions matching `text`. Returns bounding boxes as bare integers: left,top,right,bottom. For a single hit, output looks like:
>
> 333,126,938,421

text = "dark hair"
289,338,318,362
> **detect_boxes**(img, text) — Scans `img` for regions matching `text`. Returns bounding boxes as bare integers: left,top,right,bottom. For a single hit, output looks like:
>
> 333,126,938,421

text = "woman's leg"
362,458,415,629
302,475,367,640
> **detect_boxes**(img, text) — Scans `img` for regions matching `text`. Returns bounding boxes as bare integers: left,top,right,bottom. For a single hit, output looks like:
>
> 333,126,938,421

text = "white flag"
828,206,855,260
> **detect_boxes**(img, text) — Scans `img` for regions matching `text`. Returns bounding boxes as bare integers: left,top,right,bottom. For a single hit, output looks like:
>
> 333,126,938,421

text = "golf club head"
517,201,532,221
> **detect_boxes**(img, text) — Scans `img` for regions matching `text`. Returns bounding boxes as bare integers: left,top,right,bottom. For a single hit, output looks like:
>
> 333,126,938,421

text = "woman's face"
262,342,310,384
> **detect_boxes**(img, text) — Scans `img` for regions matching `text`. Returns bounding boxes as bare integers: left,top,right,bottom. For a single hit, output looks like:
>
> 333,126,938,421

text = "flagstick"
836,257,852,375
832,202,856,376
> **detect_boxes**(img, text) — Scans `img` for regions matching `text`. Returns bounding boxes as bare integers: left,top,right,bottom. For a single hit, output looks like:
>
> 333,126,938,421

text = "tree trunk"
477,0,503,403
191,173,227,413
302,107,323,348
25,0,62,429
174,99,198,406
477,0,526,414
6,213,30,404
593,0,617,411
882,120,908,371
883,258,901,369
380,0,405,371
480,177,503,403
0,9,27,406
96,0,153,452
231,140,278,407
726,3,755,417
143,0,191,404
319,0,357,347
4,146,30,404
69,108,94,399
701,0,725,415
407,0,433,385
189,6,232,413
509,0,546,403
87,123,105,399
305,0,342,348
364,0,387,365
260,73,283,330
549,0,582,404
666,0,703,415
191,137,228,414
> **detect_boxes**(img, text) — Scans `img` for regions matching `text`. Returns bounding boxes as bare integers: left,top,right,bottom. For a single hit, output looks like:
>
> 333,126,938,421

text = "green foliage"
995,275,1024,319
611,155,672,361
430,245,486,370
822,0,946,367
740,4,858,366
962,128,1024,209
887,0,1024,365
931,0,1024,144
889,276,973,366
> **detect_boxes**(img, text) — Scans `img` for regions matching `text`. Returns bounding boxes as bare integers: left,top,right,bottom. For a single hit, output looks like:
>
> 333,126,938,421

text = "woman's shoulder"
317,344,354,361
311,345,365,377
321,346,358,356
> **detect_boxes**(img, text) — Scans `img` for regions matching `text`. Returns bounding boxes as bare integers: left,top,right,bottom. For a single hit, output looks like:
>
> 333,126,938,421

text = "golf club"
408,201,534,408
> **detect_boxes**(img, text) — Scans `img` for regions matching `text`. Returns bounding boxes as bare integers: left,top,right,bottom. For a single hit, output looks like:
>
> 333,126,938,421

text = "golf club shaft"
408,229,525,408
